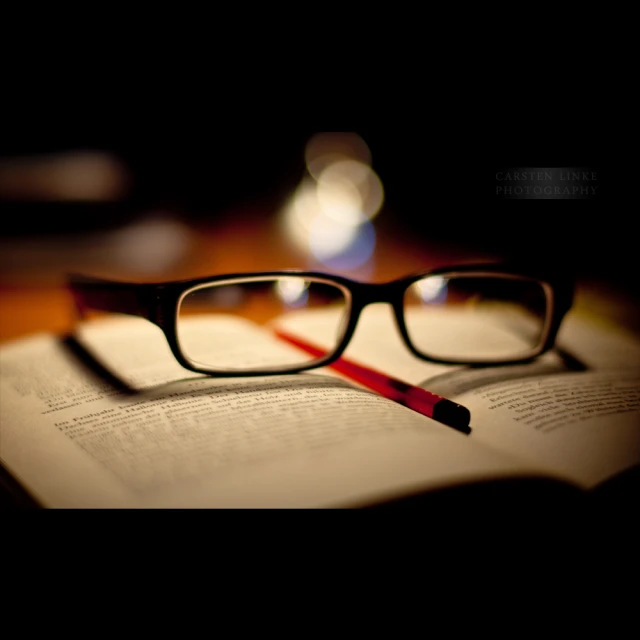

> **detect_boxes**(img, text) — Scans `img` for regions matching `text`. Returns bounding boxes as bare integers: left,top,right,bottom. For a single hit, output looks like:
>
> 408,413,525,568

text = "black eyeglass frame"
68,263,574,377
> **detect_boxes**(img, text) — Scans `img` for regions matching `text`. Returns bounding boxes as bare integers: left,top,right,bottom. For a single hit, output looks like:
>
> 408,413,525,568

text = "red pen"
274,329,472,434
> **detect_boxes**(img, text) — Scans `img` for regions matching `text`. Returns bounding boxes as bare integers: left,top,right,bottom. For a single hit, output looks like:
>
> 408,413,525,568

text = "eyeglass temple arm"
67,274,157,322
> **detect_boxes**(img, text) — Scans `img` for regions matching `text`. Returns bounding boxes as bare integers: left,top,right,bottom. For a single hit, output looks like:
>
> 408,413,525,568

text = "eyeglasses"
68,264,574,376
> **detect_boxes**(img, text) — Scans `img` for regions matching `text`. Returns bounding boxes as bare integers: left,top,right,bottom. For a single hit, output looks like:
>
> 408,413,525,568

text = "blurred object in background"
0,148,140,237
280,132,384,278
0,150,131,202
0,213,196,284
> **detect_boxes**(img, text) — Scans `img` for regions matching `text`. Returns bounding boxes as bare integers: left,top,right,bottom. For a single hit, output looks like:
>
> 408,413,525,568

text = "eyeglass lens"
175,273,550,372
176,277,350,372
403,274,549,362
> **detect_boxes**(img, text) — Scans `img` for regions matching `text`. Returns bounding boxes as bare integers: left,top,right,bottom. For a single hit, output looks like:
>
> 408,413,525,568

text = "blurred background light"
309,213,364,260
275,278,309,307
315,168,363,227
284,178,323,242
311,217,376,271
317,159,384,222
280,132,384,274
0,150,130,201
413,277,448,304
304,132,372,181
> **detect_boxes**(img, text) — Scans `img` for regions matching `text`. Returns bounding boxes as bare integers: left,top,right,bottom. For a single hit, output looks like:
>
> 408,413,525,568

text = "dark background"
0,76,631,291
0,6,631,290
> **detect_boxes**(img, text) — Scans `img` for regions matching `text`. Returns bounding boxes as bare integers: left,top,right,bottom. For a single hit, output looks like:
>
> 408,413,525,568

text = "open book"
1,304,639,508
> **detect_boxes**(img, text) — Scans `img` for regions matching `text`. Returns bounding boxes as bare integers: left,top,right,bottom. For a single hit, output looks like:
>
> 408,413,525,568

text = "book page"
0,317,539,508
449,370,640,488
273,304,640,489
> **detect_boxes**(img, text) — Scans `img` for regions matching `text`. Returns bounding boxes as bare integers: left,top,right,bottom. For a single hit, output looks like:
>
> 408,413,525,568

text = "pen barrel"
405,388,471,431
274,329,471,433
404,386,444,412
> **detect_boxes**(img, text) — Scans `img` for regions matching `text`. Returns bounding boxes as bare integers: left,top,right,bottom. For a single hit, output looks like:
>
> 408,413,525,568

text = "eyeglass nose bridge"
346,281,409,344
356,280,403,306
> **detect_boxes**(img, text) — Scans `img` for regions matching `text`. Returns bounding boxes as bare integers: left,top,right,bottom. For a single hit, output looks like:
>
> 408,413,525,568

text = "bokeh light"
304,132,372,181
413,277,448,304
312,218,376,271
280,132,384,273
317,160,384,222
275,278,309,307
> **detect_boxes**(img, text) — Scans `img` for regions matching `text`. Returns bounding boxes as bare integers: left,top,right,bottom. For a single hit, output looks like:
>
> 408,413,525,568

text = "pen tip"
433,400,472,434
